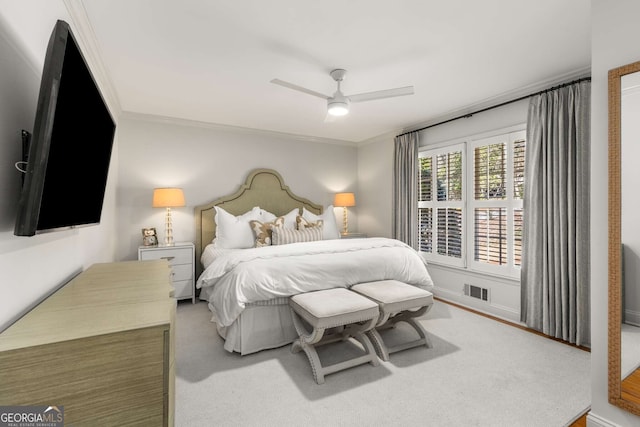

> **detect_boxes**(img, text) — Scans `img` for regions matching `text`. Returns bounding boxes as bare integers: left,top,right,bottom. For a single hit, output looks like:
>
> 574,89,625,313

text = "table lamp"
153,187,185,246
333,192,356,234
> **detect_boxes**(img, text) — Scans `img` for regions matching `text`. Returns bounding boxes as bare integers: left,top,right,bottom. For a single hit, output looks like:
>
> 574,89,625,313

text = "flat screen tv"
14,20,116,236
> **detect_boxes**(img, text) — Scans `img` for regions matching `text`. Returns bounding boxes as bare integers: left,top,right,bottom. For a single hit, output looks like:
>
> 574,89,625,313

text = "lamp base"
342,206,349,234
164,207,174,246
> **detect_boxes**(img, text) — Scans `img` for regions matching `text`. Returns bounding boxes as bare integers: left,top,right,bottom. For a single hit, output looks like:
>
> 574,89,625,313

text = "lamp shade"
152,188,185,208
334,192,355,207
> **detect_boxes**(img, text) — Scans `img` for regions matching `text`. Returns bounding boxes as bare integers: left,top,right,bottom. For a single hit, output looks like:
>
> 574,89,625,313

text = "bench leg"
292,338,327,384
366,328,390,361
291,311,328,384
369,304,433,360
291,312,379,384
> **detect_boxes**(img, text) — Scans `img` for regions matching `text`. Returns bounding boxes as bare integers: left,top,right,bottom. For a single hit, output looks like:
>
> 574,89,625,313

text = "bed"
195,168,434,355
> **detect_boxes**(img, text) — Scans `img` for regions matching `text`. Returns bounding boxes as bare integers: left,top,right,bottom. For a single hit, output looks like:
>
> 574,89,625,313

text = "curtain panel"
393,132,419,249
520,81,591,346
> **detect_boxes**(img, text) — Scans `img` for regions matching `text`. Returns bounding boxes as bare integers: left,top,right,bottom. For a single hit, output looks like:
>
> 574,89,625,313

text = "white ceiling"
1,0,591,143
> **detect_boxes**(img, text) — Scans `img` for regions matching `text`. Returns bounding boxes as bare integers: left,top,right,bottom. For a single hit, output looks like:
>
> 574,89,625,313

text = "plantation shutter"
418,146,464,266
469,130,525,277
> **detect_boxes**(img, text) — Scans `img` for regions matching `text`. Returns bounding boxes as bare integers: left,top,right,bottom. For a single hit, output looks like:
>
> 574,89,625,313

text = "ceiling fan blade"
270,79,330,99
348,86,414,103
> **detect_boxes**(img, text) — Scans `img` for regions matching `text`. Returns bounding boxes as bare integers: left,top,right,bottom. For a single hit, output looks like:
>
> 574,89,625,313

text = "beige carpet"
174,300,590,427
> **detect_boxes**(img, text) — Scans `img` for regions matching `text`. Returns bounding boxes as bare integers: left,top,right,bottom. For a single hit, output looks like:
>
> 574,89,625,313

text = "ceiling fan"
270,69,414,119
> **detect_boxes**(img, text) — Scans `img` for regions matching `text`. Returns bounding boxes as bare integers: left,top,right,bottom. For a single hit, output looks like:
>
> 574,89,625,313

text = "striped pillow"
272,224,323,245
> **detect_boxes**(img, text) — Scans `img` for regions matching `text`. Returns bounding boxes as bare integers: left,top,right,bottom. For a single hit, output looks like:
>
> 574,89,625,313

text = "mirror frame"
608,59,640,415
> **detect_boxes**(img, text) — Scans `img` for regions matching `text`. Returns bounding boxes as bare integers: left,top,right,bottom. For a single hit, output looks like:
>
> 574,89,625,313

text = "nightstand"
138,242,195,303
340,232,367,239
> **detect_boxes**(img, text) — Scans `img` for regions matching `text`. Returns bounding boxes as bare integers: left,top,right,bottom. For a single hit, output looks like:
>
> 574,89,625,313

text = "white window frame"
467,130,525,279
418,143,466,268
418,125,525,280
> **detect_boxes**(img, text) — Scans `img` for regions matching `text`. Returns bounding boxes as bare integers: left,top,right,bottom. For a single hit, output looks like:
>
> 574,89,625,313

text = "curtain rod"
396,76,591,138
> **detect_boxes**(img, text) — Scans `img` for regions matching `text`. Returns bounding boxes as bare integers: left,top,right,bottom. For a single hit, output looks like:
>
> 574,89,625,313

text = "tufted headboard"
194,168,323,277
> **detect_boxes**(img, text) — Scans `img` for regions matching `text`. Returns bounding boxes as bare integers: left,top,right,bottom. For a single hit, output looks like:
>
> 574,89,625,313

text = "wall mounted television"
14,20,116,236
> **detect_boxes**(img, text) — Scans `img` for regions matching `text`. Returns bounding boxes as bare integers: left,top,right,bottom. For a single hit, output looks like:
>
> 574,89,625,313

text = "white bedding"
196,237,434,327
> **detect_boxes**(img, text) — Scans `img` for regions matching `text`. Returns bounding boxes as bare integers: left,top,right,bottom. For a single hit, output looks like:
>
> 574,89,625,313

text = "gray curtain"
393,132,419,249
520,81,590,346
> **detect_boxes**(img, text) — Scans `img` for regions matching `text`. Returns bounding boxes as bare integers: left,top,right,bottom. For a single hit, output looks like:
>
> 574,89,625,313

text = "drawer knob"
160,256,175,261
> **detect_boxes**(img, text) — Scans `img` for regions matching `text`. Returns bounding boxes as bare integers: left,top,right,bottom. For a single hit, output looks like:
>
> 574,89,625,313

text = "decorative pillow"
296,216,323,230
272,225,324,246
302,206,340,240
213,206,263,249
249,216,285,247
260,208,299,229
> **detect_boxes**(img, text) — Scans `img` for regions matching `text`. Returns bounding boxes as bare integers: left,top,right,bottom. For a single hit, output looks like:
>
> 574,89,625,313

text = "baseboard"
434,286,520,323
586,412,623,427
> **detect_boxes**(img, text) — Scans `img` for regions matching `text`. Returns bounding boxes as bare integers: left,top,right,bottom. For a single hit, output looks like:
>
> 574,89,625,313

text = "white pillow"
260,208,299,229
258,208,277,223
302,205,340,240
214,206,263,249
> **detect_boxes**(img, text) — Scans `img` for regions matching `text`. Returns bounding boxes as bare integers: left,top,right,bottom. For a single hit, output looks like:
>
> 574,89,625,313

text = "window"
418,144,465,267
418,129,525,278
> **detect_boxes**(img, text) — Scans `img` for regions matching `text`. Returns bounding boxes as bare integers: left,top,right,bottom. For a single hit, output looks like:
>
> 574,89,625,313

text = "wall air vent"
464,284,489,302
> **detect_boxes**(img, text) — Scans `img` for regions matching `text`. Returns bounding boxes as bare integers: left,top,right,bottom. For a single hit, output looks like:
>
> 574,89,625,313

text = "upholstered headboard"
194,168,323,277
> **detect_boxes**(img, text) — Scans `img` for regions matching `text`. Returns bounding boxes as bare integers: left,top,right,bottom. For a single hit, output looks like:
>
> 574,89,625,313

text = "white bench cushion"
289,288,379,330
351,280,433,314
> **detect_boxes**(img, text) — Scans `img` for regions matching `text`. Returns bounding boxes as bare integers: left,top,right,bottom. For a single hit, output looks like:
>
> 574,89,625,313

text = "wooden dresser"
0,260,176,426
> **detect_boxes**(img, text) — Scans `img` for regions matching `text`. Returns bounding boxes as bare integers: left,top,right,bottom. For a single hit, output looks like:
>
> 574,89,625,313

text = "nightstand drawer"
139,247,192,265
172,280,192,299
138,242,196,304
170,264,193,282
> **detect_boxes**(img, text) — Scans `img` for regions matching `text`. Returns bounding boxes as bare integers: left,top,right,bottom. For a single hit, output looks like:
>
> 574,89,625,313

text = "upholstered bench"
351,280,433,361
289,288,380,384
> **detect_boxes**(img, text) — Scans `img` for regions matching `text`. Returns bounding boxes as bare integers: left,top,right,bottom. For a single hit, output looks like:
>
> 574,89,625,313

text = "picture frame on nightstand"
141,227,158,246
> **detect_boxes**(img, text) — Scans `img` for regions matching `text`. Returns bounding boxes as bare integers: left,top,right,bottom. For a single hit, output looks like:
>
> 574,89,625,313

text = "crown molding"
62,0,122,120
120,111,359,147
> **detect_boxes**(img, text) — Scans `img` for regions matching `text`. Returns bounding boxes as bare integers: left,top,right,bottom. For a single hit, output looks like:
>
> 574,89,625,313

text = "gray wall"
115,115,358,261
0,12,120,332
357,131,395,239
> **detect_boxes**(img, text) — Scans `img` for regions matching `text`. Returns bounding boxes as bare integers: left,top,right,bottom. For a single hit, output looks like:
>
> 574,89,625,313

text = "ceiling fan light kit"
271,68,414,119
327,101,349,116
327,98,349,116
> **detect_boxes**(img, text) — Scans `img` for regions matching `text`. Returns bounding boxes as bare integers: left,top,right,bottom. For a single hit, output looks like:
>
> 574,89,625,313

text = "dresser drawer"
170,264,193,282
139,247,192,265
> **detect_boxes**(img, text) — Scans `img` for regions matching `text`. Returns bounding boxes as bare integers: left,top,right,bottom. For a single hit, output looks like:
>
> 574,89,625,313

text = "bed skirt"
202,291,298,355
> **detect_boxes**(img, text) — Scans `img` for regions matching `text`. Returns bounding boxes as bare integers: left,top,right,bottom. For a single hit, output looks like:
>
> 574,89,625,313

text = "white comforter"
196,237,434,327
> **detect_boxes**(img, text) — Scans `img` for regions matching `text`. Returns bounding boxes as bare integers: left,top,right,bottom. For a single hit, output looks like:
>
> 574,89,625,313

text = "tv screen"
14,20,116,236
